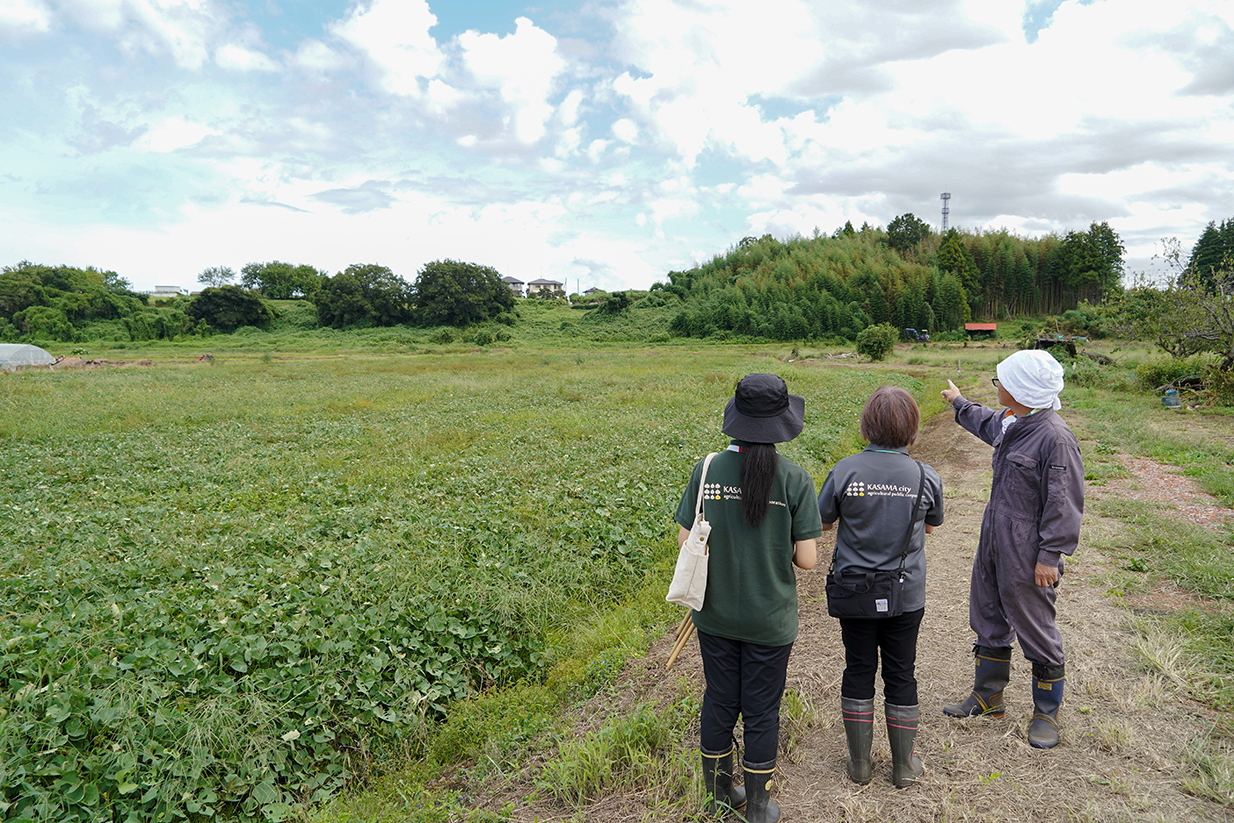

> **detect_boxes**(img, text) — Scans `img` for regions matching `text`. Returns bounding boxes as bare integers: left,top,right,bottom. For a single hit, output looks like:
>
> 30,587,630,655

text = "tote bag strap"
695,452,718,518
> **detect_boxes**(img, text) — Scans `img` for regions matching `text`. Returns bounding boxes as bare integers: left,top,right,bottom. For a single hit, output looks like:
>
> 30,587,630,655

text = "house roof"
965,323,998,331
502,276,524,284
528,278,562,285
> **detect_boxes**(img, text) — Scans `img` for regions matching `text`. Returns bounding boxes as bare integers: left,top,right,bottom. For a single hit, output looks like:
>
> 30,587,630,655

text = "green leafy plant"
856,322,898,361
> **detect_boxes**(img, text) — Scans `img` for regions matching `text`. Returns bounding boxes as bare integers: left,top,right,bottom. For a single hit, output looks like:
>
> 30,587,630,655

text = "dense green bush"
1136,356,1210,391
0,261,146,342
1203,365,1234,406
313,264,412,329
429,327,457,344
856,322,897,361
1058,302,1106,338
1065,357,1135,391
412,260,514,327
188,287,275,333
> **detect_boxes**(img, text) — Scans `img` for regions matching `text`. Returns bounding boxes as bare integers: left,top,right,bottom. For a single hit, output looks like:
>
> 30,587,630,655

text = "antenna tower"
940,192,951,232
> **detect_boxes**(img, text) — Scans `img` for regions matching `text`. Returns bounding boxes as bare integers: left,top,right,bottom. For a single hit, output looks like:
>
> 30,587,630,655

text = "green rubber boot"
841,696,874,784
886,702,924,788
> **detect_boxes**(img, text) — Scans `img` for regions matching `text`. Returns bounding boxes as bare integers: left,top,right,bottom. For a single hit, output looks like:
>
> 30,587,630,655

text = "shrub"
1203,366,1234,407
1059,302,1106,338
188,287,275,333
430,327,457,344
855,323,897,361
1066,358,1135,391
1136,356,1209,392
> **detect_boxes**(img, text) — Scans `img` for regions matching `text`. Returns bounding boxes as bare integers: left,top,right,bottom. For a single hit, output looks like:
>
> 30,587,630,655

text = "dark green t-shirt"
675,444,823,646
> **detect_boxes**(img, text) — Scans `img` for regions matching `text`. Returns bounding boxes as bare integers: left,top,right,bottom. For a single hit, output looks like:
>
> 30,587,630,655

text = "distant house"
583,287,601,296
527,278,564,297
965,323,997,339
148,285,187,297
502,276,525,298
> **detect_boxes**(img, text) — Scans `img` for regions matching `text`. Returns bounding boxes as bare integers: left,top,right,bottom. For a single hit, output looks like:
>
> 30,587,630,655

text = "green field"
0,348,914,821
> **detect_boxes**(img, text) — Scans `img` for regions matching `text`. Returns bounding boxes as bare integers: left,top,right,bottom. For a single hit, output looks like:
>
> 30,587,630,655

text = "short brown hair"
859,386,920,448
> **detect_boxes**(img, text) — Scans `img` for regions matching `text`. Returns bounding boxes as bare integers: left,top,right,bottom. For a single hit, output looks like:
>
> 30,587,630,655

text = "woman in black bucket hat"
674,374,822,822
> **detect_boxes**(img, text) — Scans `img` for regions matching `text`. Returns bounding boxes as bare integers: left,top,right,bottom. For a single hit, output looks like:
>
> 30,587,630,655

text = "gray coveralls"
953,398,1084,667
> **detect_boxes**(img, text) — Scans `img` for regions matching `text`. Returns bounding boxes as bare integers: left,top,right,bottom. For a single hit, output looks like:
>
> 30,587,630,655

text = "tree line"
13,215,1234,354
0,259,517,342
659,218,1125,342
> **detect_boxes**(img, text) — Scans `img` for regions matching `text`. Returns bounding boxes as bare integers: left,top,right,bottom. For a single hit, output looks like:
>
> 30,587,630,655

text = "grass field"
6,333,1234,821
0,347,916,821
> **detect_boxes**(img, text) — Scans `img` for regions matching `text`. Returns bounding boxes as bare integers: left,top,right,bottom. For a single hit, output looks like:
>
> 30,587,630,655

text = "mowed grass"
0,349,915,821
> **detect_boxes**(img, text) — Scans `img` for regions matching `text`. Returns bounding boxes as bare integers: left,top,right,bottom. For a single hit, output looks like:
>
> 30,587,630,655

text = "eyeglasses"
991,378,1000,387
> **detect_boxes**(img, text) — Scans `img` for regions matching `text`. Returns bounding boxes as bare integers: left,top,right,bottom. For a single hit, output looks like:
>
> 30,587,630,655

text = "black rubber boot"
700,744,746,815
885,703,924,788
1027,663,1065,749
740,758,781,823
943,645,1012,718
841,696,874,784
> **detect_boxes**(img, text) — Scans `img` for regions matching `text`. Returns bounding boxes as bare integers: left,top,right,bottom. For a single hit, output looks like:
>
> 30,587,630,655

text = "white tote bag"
666,452,718,611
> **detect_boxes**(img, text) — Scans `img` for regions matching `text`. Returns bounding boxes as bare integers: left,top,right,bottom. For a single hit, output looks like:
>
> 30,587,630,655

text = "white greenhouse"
0,344,55,372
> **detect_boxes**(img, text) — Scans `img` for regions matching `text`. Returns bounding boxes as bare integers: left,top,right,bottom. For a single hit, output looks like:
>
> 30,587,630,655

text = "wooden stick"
674,612,692,642
666,620,696,669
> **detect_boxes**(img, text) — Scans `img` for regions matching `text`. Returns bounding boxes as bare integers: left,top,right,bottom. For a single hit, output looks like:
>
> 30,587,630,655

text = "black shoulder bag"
825,462,925,619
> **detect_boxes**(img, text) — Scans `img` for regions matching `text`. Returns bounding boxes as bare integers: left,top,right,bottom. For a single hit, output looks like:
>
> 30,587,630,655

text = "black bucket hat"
722,373,805,444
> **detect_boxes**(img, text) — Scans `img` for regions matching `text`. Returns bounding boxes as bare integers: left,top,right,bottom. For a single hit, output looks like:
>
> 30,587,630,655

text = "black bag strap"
893,462,927,578
828,461,926,577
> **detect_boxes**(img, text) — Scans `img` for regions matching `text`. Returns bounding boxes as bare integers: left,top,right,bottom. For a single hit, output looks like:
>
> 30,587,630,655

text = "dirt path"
486,407,1234,822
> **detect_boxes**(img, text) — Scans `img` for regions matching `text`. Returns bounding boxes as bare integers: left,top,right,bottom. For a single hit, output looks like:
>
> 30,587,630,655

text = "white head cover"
996,349,1064,411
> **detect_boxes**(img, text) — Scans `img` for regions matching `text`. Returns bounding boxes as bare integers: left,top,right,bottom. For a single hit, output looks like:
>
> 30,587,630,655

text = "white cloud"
4,0,1234,298
138,116,216,152
611,118,637,143
292,38,347,73
458,17,566,145
0,0,51,38
215,42,277,72
331,0,445,97
56,0,221,69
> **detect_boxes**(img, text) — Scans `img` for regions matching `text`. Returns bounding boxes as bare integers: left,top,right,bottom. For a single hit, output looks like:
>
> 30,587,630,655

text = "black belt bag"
825,462,925,620
825,568,906,618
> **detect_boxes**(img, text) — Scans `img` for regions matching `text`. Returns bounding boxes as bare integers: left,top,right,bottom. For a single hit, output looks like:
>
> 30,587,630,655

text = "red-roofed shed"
965,323,997,338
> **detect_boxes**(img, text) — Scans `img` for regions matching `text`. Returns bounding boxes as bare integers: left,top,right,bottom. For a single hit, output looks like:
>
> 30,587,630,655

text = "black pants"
697,629,793,763
838,608,924,705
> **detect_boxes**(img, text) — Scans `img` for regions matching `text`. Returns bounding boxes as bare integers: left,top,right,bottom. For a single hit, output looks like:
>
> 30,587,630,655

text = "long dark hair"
740,443,779,527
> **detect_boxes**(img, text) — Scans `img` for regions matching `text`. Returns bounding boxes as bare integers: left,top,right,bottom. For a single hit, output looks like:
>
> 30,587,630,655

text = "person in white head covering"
938,350,1084,750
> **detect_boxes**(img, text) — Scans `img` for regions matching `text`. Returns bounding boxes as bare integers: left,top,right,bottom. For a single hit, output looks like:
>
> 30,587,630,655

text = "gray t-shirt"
817,445,944,612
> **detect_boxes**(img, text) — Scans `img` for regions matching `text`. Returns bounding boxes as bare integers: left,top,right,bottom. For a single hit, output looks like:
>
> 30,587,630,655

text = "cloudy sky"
2,0,1231,294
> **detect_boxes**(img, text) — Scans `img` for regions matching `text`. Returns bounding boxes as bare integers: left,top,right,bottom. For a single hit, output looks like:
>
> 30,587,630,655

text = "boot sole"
942,708,1004,718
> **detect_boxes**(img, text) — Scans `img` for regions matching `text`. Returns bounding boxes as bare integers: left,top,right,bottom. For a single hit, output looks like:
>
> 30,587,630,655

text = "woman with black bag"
817,386,943,788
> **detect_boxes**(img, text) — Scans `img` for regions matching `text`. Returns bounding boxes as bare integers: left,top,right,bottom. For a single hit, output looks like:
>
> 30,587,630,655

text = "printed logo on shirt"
846,478,915,498
711,484,787,508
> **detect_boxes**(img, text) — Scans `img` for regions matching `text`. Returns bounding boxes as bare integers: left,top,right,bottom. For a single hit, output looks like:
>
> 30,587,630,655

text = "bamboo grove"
656,219,1125,341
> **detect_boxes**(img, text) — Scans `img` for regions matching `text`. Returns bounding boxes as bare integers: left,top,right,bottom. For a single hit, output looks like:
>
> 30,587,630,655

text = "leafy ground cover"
432,347,1234,823
0,349,908,821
